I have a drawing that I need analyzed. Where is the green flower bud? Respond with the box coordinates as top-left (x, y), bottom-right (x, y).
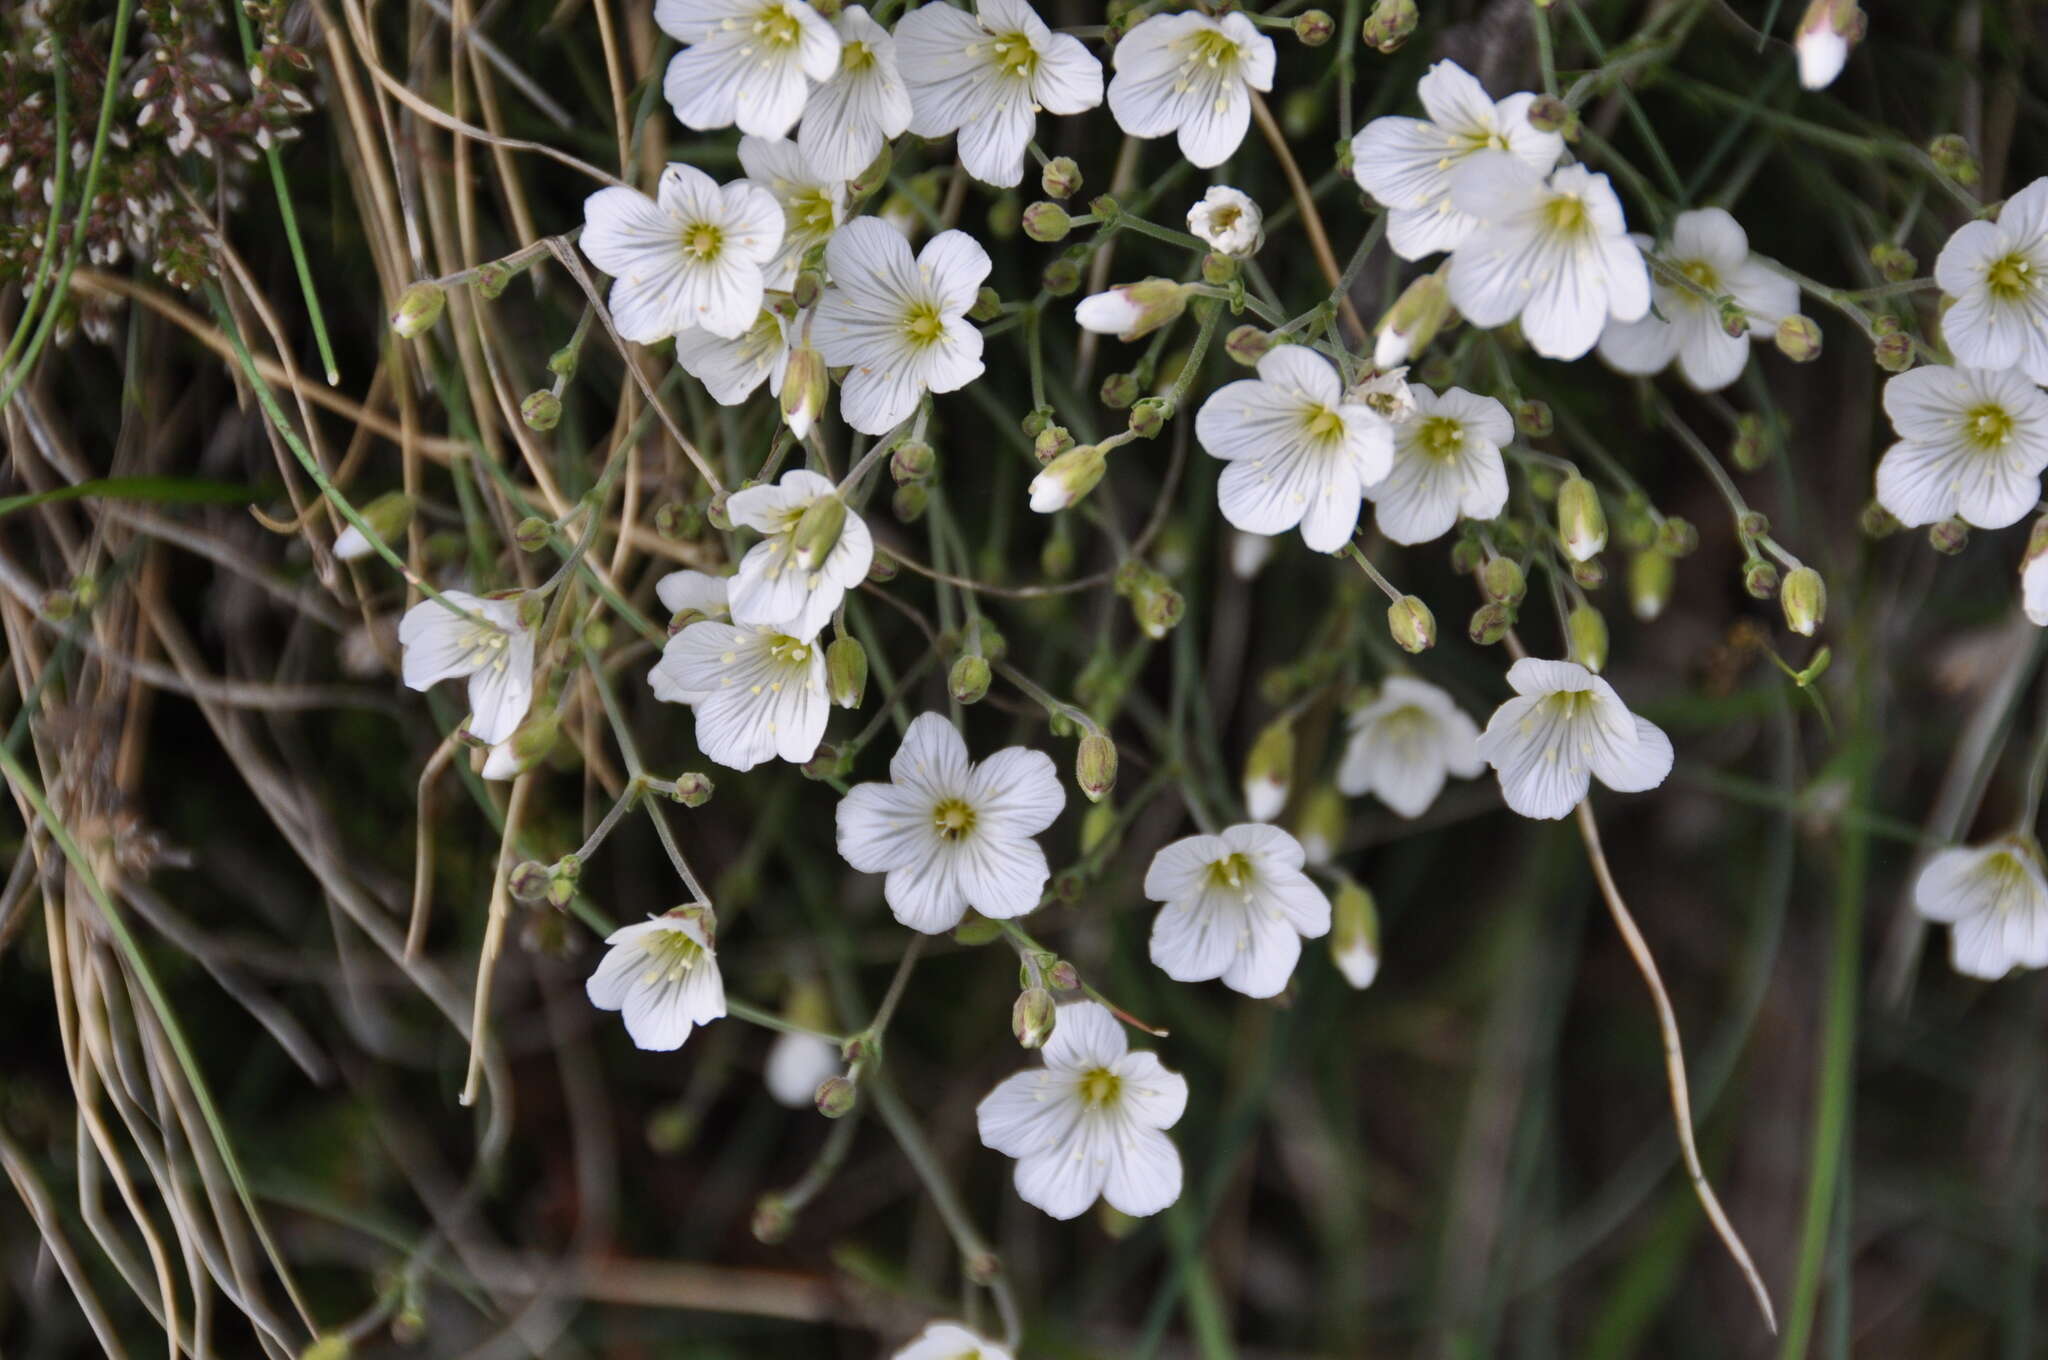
top-left (655, 500), bottom-right (704, 540)
top-left (1869, 241), bottom-right (1917, 282)
top-left (1515, 398), bottom-right (1554, 438)
top-left (827, 637), bottom-right (867, 708)
top-left (1226, 324), bottom-right (1274, 365)
top-left (1469, 602), bottom-right (1512, 646)
top-left (1874, 331), bottom-right (1914, 372)
top-left (1526, 94), bottom-right (1579, 140)
top-left (1033, 425), bottom-right (1074, 463)
top-left (1294, 785), bottom-right (1345, 866)
top-left (1556, 476), bottom-right (1607, 562)
top-left (1929, 518), bottom-right (1970, 555)
top-left (1775, 315), bottom-right (1823, 362)
top-left (1077, 277), bottom-right (1191, 342)
top-left (969, 285), bottom-right (1003, 322)
top-left (514, 516), bottom-right (552, 552)
top-left (849, 142), bottom-right (893, 201)
top-left (672, 772), bottom-right (714, 807)
top-left (1295, 9), bottom-right (1335, 44)
top-left (706, 492), bottom-right (733, 532)
top-left (1021, 406), bottom-right (1054, 438)
top-left (868, 550), bottom-right (898, 582)
top-left (1042, 257), bottom-right (1081, 295)
top-left (791, 494), bottom-right (848, 573)
top-left (1012, 987), bottom-right (1056, 1048)
top-left (520, 389), bottom-right (561, 431)
top-left (1740, 510), bottom-right (1772, 539)
top-left (1029, 443), bottom-right (1108, 512)
top-left (954, 913), bottom-right (1005, 946)
top-left (892, 483), bottom-right (928, 523)
top-left (815, 1075), bottom-right (858, 1118)
top-left (1081, 800), bottom-right (1117, 854)
top-left (1731, 412), bottom-right (1768, 471)
top-left (1629, 549), bottom-right (1675, 622)
top-left (985, 195), bottom-right (1021, 240)
top-left (1088, 193), bottom-right (1122, 223)
top-left (1200, 252), bottom-right (1239, 286)
top-left (1372, 266), bottom-right (1451, 368)
top-left (1568, 602), bottom-right (1609, 673)
top-left (950, 654), bottom-right (991, 704)
top-left (1099, 372), bottom-right (1140, 409)
top-left (1388, 594), bottom-right (1436, 654)
top-left (1928, 132), bottom-right (1979, 185)
top-left (780, 346), bottom-right (829, 440)
top-left (1132, 580), bottom-right (1185, 638)
top-left (752, 1194), bottom-right (792, 1244)
top-left (1041, 534), bottom-right (1076, 578)
top-left (1128, 396), bottom-right (1172, 439)
top-left (1330, 877), bottom-right (1380, 989)
top-left (1243, 715), bottom-right (1295, 822)
top-left (390, 281), bottom-right (446, 338)
top-left (1076, 732), bottom-right (1118, 801)
top-left (509, 860), bottom-right (551, 905)
top-left (1859, 501), bottom-right (1902, 538)
top-left (1570, 556), bottom-right (1606, 590)
top-left (1041, 156), bottom-right (1083, 200)
top-left (1362, 0), bottom-right (1418, 53)
top-left (1743, 558), bottom-right (1780, 598)
top-left (1658, 516), bottom-right (1700, 556)
top-left (1023, 201), bottom-right (1072, 242)
top-left (1780, 566), bottom-right (1826, 636)
top-left (1481, 555), bottom-right (1526, 605)
top-left (301, 1336), bottom-right (352, 1360)
top-left (472, 261), bottom-right (512, 301)
top-left (1450, 536), bottom-right (1484, 575)
top-left (334, 490), bottom-right (414, 560)
top-left (892, 439), bottom-right (935, 482)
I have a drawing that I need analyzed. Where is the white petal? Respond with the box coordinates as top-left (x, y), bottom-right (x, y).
top-left (1101, 1123), bottom-right (1182, 1217)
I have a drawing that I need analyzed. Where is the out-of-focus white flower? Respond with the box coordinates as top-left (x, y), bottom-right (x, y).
top-left (657, 0), bottom-right (841, 139)
top-left (765, 1031), bottom-right (841, 1108)
top-left (585, 908), bottom-right (726, 1051)
top-left (1350, 60), bottom-right (1564, 261)
top-left (891, 1322), bottom-right (1014, 1360)
top-left (975, 1000), bottom-right (1186, 1220)
top-left (1143, 823), bottom-right (1331, 997)
top-left (1794, 0), bottom-right (1863, 91)
top-left (1474, 658), bottom-right (1673, 820)
top-left (2024, 518), bottom-right (2048, 625)
top-left (1936, 178), bottom-right (2048, 385)
top-left (675, 308), bottom-right (792, 405)
top-left (1349, 367), bottom-right (1418, 425)
top-left (1366, 384), bottom-right (1511, 545)
top-left (1194, 345), bottom-right (1393, 553)
top-left (798, 5), bottom-right (912, 180)
top-left (1337, 675), bottom-right (1484, 818)
top-left (726, 470), bottom-right (873, 640)
top-left (655, 568), bottom-right (733, 624)
top-left (581, 164), bottom-right (783, 342)
top-left (835, 713), bottom-right (1064, 933)
top-left (812, 218), bottom-right (989, 434)
top-left (1446, 156), bottom-right (1649, 361)
top-left (1598, 208), bottom-right (1800, 392)
top-left (1074, 278), bottom-right (1189, 342)
top-left (1875, 365), bottom-right (2048, 530)
top-left (1107, 11), bottom-right (1274, 168)
top-left (398, 591), bottom-right (534, 746)
top-left (1914, 836), bottom-right (2048, 980)
top-left (896, 0), bottom-right (1102, 188)
top-left (648, 572), bottom-right (829, 771)
top-left (736, 136), bottom-right (847, 289)
top-left (1329, 877), bottom-right (1380, 989)
top-left (1188, 186), bottom-right (1265, 256)
top-left (1229, 529), bottom-right (1275, 579)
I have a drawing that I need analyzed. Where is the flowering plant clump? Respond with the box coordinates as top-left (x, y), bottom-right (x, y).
top-left (11, 0), bottom-right (2048, 1354)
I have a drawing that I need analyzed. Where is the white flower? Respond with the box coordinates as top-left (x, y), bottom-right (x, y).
top-left (676, 308), bottom-right (792, 405)
top-left (835, 713), bottom-right (1064, 934)
top-left (896, 0), bottom-right (1103, 189)
top-left (892, 1322), bottom-right (1014, 1360)
top-left (1107, 12), bottom-right (1275, 168)
top-left (1366, 384), bottom-right (1511, 545)
top-left (1875, 365), bottom-right (2048, 530)
top-left (1336, 675), bottom-right (1484, 818)
top-left (1350, 60), bottom-right (1564, 261)
top-left (655, 567), bottom-right (734, 622)
top-left (1073, 278), bottom-right (1188, 342)
top-left (726, 468), bottom-right (873, 639)
top-left (1474, 658), bottom-right (1674, 821)
top-left (1229, 529), bottom-right (1274, 579)
top-left (657, 0), bottom-right (841, 139)
top-left (648, 572), bottom-right (830, 771)
top-left (581, 164), bottom-right (783, 342)
top-left (1194, 345), bottom-right (1394, 553)
top-left (585, 910), bottom-right (726, 1051)
top-left (398, 591), bottom-right (534, 746)
top-left (766, 1031), bottom-right (842, 1108)
top-left (812, 217), bottom-right (989, 434)
top-left (1794, 0), bottom-right (1860, 91)
top-left (1936, 178), bottom-right (2048, 385)
top-left (737, 136), bottom-right (848, 289)
top-left (1914, 837), bottom-right (2048, 980)
top-left (1446, 155), bottom-right (1650, 361)
top-left (798, 5), bottom-right (913, 181)
top-left (1187, 185), bottom-right (1264, 256)
top-left (2026, 553), bottom-right (2048, 626)
top-left (975, 999), bottom-right (1187, 1220)
top-left (1143, 823), bottom-right (1332, 998)
top-left (1350, 367), bottom-right (1418, 425)
top-left (1597, 209), bottom-right (1800, 392)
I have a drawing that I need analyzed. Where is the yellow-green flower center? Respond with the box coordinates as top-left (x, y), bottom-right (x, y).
top-left (903, 300), bottom-right (946, 347)
top-left (989, 30), bottom-right (1038, 79)
top-left (1416, 415), bottom-right (1464, 460)
top-left (641, 928), bottom-right (705, 983)
top-left (767, 634), bottom-right (813, 664)
top-left (1185, 26), bottom-right (1239, 69)
top-left (1077, 1067), bottom-right (1122, 1107)
top-left (1206, 851), bottom-right (1253, 890)
top-left (842, 39), bottom-right (874, 71)
top-left (753, 3), bottom-right (801, 49)
top-left (459, 621), bottom-right (512, 670)
top-left (1987, 252), bottom-right (2036, 301)
top-left (1679, 258), bottom-right (1720, 293)
top-left (683, 222), bottom-right (724, 262)
top-left (932, 797), bottom-right (977, 841)
top-left (1543, 194), bottom-right (1589, 236)
top-left (1302, 404), bottom-right (1346, 442)
top-left (1965, 402), bottom-right (2015, 449)
top-left (790, 188), bottom-right (837, 239)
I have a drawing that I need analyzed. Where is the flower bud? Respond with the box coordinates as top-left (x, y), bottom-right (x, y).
top-left (849, 142), bottom-right (892, 200)
top-left (1629, 549), bottom-right (1674, 621)
top-left (1556, 476), bottom-right (1607, 562)
top-left (706, 492), bottom-right (733, 532)
top-left (1869, 241), bottom-right (1917, 282)
top-left (1012, 987), bottom-right (1056, 1048)
top-left (1128, 396), bottom-right (1171, 439)
top-left (1859, 501), bottom-right (1901, 538)
top-left (1388, 594), bottom-right (1436, 653)
top-left (1362, 0), bottom-right (1418, 53)
top-left (1295, 785), bottom-right (1345, 867)
top-left (472, 262), bottom-right (512, 301)
top-left (1515, 399), bottom-right (1554, 438)
top-left (1928, 132), bottom-right (1979, 185)
top-left (1029, 443), bottom-right (1108, 512)
top-left (520, 389), bottom-right (561, 431)
top-left (1226, 324), bottom-right (1274, 365)
top-left (671, 771), bottom-right (714, 807)
top-left (1526, 95), bottom-right (1576, 138)
top-left (1372, 267), bottom-right (1450, 369)
top-left (390, 281), bottom-right (445, 338)
top-left (1074, 278), bottom-right (1190, 343)
top-left (1481, 555), bottom-right (1526, 605)
top-left (1076, 732), bottom-right (1118, 802)
top-left (510, 860), bottom-right (550, 905)
top-left (752, 1194), bottom-right (792, 1244)
top-left (1042, 257), bottom-right (1081, 295)
top-left (815, 1075), bottom-right (858, 1118)
top-left (334, 490), bottom-right (414, 560)
top-left (1469, 601), bottom-right (1511, 645)
top-left (1099, 371), bottom-right (1140, 409)
top-left (1023, 201), bottom-right (1072, 242)
top-left (1033, 425), bottom-right (1074, 463)
top-left (1874, 330), bottom-right (1914, 372)
top-left (780, 346), bottom-right (829, 441)
top-left (1132, 580), bottom-right (1185, 638)
top-left (891, 439), bottom-right (935, 483)
top-left (892, 482), bottom-right (928, 523)
top-left (1775, 314), bottom-right (1823, 362)
top-left (1565, 603), bottom-right (1607, 672)
top-left (1041, 156), bottom-right (1083, 200)
top-left (1330, 877), bottom-right (1381, 989)
top-left (954, 913), bottom-right (1004, 946)
top-left (1658, 516), bottom-right (1700, 557)
top-left (791, 493), bottom-right (848, 573)
top-left (1089, 192), bottom-right (1123, 222)
top-left (1743, 558), bottom-right (1780, 598)
top-left (1295, 9), bottom-right (1334, 44)
top-left (1200, 251), bottom-right (1239, 285)
top-left (1929, 518), bottom-right (1970, 555)
top-left (968, 285), bottom-right (1003, 322)
top-left (483, 710), bottom-right (562, 780)
top-left (514, 516), bottom-right (552, 552)
top-left (1570, 557), bottom-right (1606, 590)
top-left (1795, 0), bottom-right (1863, 90)
top-left (1243, 716), bottom-right (1295, 822)
top-left (950, 654), bottom-right (991, 704)
top-left (827, 636), bottom-right (867, 708)
top-left (1780, 566), bottom-right (1826, 636)
top-left (790, 267), bottom-right (824, 309)
top-left (1449, 537), bottom-right (1484, 575)
top-left (1731, 412), bottom-right (1769, 471)
top-left (301, 1336), bottom-right (352, 1360)
top-left (1740, 510), bottom-right (1771, 539)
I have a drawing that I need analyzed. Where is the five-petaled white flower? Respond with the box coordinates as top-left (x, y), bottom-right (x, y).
top-left (799, 5), bottom-right (913, 180)
top-left (1187, 185), bottom-right (1264, 257)
top-left (657, 0), bottom-right (841, 140)
top-left (1474, 658), bottom-right (1674, 821)
top-left (1194, 345), bottom-right (1394, 552)
top-left (1366, 384), bottom-right (1512, 545)
top-left (975, 999), bottom-right (1187, 1220)
top-left (891, 1322), bottom-right (1014, 1360)
top-left (1350, 60), bottom-right (1564, 261)
top-left (648, 570), bottom-right (830, 772)
top-left (585, 908), bottom-right (727, 1051)
top-left (1936, 177), bottom-right (2048, 385)
top-left (1914, 836), bottom-right (2048, 980)
top-left (765, 1031), bottom-right (842, 1108)
top-left (895, 0), bottom-right (1103, 189)
top-left (736, 136), bottom-right (848, 289)
top-left (1598, 208), bottom-right (1800, 392)
top-left (812, 217), bottom-right (989, 434)
top-left (398, 591), bottom-right (534, 746)
top-left (1875, 365), bottom-right (2048, 530)
top-left (1446, 155), bottom-right (1650, 361)
top-left (835, 712), bottom-right (1064, 933)
top-left (581, 164), bottom-right (783, 343)
top-left (1107, 11), bottom-right (1276, 169)
top-left (726, 469), bottom-right (874, 640)
top-left (1143, 823), bottom-right (1332, 998)
top-left (676, 308), bottom-right (793, 405)
top-left (1337, 675), bottom-right (1485, 819)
